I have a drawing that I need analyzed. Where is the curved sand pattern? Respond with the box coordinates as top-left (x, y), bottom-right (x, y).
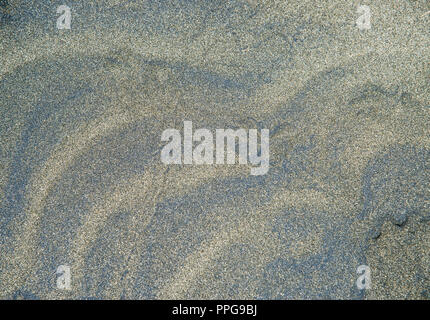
top-left (1, 0), bottom-right (429, 299)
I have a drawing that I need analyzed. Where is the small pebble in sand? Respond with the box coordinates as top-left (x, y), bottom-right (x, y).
top-left (393, 210), bottom-right (408, 227)
top-left (370, 228), bottom-right (381, 240)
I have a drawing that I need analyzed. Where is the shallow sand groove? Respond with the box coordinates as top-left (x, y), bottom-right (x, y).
top-left (0, 0), bottom-right (429, 299)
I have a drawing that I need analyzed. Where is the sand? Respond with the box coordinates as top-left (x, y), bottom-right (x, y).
top-left (0, 0), bottom-right (429, 299)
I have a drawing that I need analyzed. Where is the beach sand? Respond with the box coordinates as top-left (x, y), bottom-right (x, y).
top-left (0, 0), bottom-right (429, 299)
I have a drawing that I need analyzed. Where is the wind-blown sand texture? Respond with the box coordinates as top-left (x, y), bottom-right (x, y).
top-left (0, 0), bottom-right (429, 299)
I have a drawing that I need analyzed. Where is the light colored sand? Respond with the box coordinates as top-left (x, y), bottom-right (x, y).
top-left (0, 0), bottom-right (429, 299)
